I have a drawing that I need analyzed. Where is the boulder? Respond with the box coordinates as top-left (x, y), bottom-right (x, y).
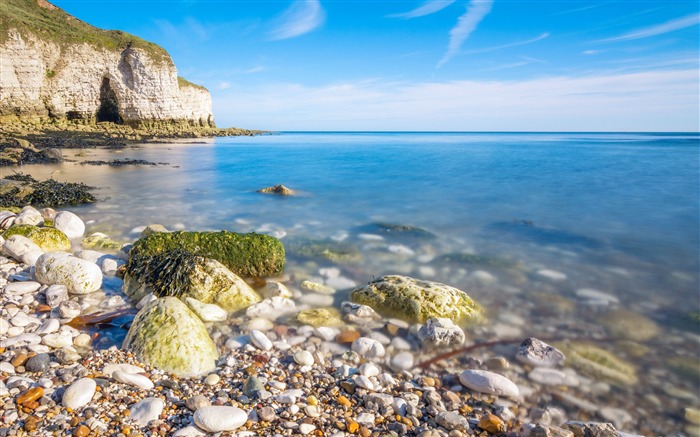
top-left (123, 250), bottom-right (261, 311)
top-left (350, 275), bottom-right (482, 325)
top-left (3, 224), bottom-right (71, 252)
top-left (35, 252), bottom-right (103, 294)
top-left (14, 206), bottom-right (43, 226)
top-left (127, 230), bottom-right (285, 278)
top-left (257, 184), bottom-right (295, 196)
top-left (2, 234), bottom-right (43, 265)
top-left (122, 297), bottom-right (219, 377)
top-left (53, 211), bottom-right (85, 240)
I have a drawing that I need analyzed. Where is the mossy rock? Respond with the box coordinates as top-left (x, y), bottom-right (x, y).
top-left (597, 309), bottom-right (659, 342)
top-left (285, 237), bottom-right (361, 264)
top-left (129, 230), bottom-right (285, 278)
top-left (350, 275), bottom-right (483, 325)
top-left (82, 232), bottom-right (122, 250)
top-left (293, 307), bottom-right (343, 327)
top-left (122, 297), bottom-right (219, 377)
top-left (124, 249), bottom-right (261, 312)
top-left (354, 222), bottom-right (437, 240)
top-left (557, 342), bottom-right (637, 385)
top-left (2, 224), bottom-right (70, 252)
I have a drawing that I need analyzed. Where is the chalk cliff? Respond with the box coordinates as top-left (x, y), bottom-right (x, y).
top-left (0, 0), bottom-right (214, 127)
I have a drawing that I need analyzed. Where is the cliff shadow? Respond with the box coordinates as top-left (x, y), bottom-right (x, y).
top-left (96, 77), bottom-right (123, 124)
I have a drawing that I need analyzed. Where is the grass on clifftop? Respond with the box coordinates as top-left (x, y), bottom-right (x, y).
top-left (178, 77), bottom-right (208, 92)
top-left (0, 0), bottom-right (171, 64)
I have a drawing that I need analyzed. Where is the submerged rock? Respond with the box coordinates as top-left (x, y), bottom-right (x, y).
top-left (293, 307), bottom-right (344, 327)
top-left (353, 223), bottom-right (437, 240)
top-left (285, 237), bottom-right (361, 264)
top-left (558, 342), bottom-right (637, 385)
top-left (123, 249), bottom-right (261, 312)
top-left (516, 338), bottom-right (566, 368)
top-left (122, 297), bottom-right (219, 377)
top-left (597, 309), bottom-right (659, 342)
top-left (3, 224), bottom-right (71, 252)
top-left (35, 252), bottom-right (103, 294)
top-left (82, 232), bottom-right (122, 250)
top-left (417, 317), bottom-right (466, 348)
top-left (257, 184), bottom-right (296, 196)
top-left (350, 275), bottom-right (482, 325)
top-left (128, 230), bottom-right (285, 278)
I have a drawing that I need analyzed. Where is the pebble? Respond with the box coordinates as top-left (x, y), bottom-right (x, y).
top-left (517, 337), bottom-right (566, 367)
top-left (173, 425), bottom-right (207, 436)
top-left (35, 318), bottom-right (60, 335)
top-left (294, 350), bottom-right (315, 366)
top-left (58, 300), bottom-right (81, 319)
top-left (103, 363), bottom-right (146, 377)
top-left (536, 269), bottom-right (567, 281)
top-left (250, 330), bottom-right (273, 351)
top-left (351, 337), bottom-right (386, 359)
top-left (185, 297), bottom-right (228, 322)
top-left (62, 378), bottom-right (96, 409)
top-left (417, 317), bottom-right (466, 347)
top-left (391, 351), bottom-right (415, 371)
top-left (459, 369), bottom-right (520, 397)
top-left (113, 369), bottom-right (155, 390)
top-left (53, 210), bottom-right (86, 239)
top-left (575, 288), bottom-right (620, 305)
top-left (25, 353), bottom-right (50, 373)
top-left (354, 375), bottom-right (375, 391)
top-left (259, 281), bottom-right (293, 299)
top-left (187, 395), bottom-right (211, 411)
top-left (529, 367), bottom-right (579, 386)
top-left (246, 297), bottom-right (296, 320)
top-left (4, 281), bottom-right (41, 295)
top-left (129, 397), bottom-right (165, 427)
top-left (193, 406), bottom-right (248, 432)
top-left (204, 373), bottom-right (220, 385)
top-left (44, 284), bottom-right (69, 308)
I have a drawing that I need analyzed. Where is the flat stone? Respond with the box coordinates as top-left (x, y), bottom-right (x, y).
top-left (459, 369), bottom-right (519, 397)
top-left (536, 269), bottom-right (567, 281)
top-left (436, 411), bottom-right (469, 431)
top-left (62, 378), bottom-right (96, 409)
top-left (130, 397), bottom-right (165, 427)
top-left (4, 281), bottom-right (41, 295)
top-left (185, 297), bottom-right (228, 323)
top-left (249, 330), bottom-right (273, 351)
top-left (193, 406), bottom-right (248, 433)
top-left (113, 370), bottom-right (154, 390)
top-left (186, 395), bottom-right (211, 411)
top-left (102, 363), bottom-right (146, 377)
top-left (173, 425), bottom-right (207, 437)
top-left (529, 368), bottom-right (579, 386)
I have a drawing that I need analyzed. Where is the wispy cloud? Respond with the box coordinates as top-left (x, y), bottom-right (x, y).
top-left (596, 13), bottom-right (700, 43)
top-left (437, 0), bottom-right (494, 68)
top-left (461, 32), bottom-right (549, 55)
top-left (552, 4), bottom-right (600, 16)
top-left (268, 0), bottom-right (325, 41)
top-left (213, 69), bottom-right (699, 132)
top-left (390, 0), bottom-right (456, 19)
top-left (582, 50), bottom-right (603, 55)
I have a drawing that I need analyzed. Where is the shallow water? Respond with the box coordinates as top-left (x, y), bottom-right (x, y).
top-left (7, 131), bottom-right (700, 429)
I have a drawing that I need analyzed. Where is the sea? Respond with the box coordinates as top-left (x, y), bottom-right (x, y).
top-left (5, 131), bottom-right (700, 428)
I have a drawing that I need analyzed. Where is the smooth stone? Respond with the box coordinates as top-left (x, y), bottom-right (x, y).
top-left (58, 300), bottom-right (81, 319)
top-left (54, 211), bottom-right (85, 240)
top-left (193, 406), bottom-right (248, 433)
top-left (35, 318), bottom-right (60, 335)
top-left (73, 333), bottom-right (92, 348)
top-left (242, 317), bottom-right (275, 332)
top-left (0, 333), bottom-right (41, 348)
top-left (113, 370), bottom-right (154, 390)
top-left (249, 330), bottom-right (273, 351)
top-left (73, 250), bottom-right (106, 264)
top-left (417, 317), bottom-right (466, 348)
top-left (186, 395), bottom-right (211, 411)
top-left (4, 280), bottom-right (41, 295)
top-left (42, 332), bottom-right (74, 348)
top-left (459, 369), bottom-right (519, 397)
top-left (242, 376), bottom-right (264, 398)
top-left (351, 337), bottom-right (386, 359)
top-left (130, 397), bottom-right (165, 427)
top-left (25, 353), bottom-right (50, 373)
top-left (517, 337), bottom-right (566, 367)
top-left (28, 345), bottom-right (50, 354)
top-left (391, 351), bottom-right (415, 371)
top-left (62, 378), bottom-right (96, 409)
top-left (35, 252), bottom-right (103, 295)
top-left (436, 411), bottom-right (469, 431)
top-left (0, 318), bottom-right (8, 336)
top-left (44, 285), bottom-right (69, 308)
top-left (14, 207), bottom-right (42, 226)
top-left (294, 351), bottom-right (315, 366)
top-left (529, 367), bottom-right (579, 386)
top-left (275, 389), bottom-right (303, 404)
top-left (245, 297), bottom-right (296, 320)
top-left (360, 362), bottom-right (380, 377)
top-left (173, 425), bottom-right (207, 437)
top-left (259, 281), bottom-right (292, 299)
top-left (204, 374), bottom-right (220, 385)
top-left (2, 235), bottom-right (43, 266)
top-left (185, 297), bottom-right (228, 323)
top-left (575, 288), bottom-right (619, 305)
top-left (536, 269), bottom-right (567, 281)
top-left (299, 424), bottom-right (316, 435)
top-left (11, 313), bottom-right (39, 327)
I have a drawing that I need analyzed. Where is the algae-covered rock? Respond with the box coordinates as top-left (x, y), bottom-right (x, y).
top-left (350, 275), bottom-right (482, 325)
top-left (3, 224), bottom-right (71, 252)
top-left (122, 297), bottom-right (219, 377)
top-left (286, 237), bottom-right (361, 264)
top-left (354, 223), bottom-right (436, 240)
top-left (257, 184), bottom-right (295, 196)
top-left (293, 307), bottom-right (343, 327)
top-left (35, 252), bottom-right (103, 294)
top-left (597, 309), bottom-right (659, 342)
top-left (82, 232), bottom-right (122, 250)
top-left (558, 342), bottom-right (637, 385)
top-left (129, 230), bottom-right (285, 278)
top-left (124, 249), bottom-right (261, 312)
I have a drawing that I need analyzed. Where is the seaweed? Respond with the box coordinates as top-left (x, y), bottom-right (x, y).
top-left (0, 175), bottom-right (95, 208)
top-left (127, 249), bottom-right (205, 299)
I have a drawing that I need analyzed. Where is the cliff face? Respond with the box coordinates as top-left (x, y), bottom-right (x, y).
top-left (0, 0), bottom-right (214, 127)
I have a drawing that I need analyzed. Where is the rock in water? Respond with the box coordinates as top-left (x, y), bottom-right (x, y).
top-left (122, 297), bottom-right (219, 377)
top-left (2, 225), bottom-right (71, 252)
top-left (53, 211), bottom-right (85, 240)
top-left (123, 250), bottom-right (261, 311)
top-left (417, 317), bottom-right (466, 348)
top-left (127, 230), bottom-right (285, 278)
top-left (350, 275), bottom-right (482, 324)
top-left (257, 184), bottom-right (296, 196)
top-left (516, 337), bottom-right (566, 367)
top-left (35, 252), bottom-right (103, 294)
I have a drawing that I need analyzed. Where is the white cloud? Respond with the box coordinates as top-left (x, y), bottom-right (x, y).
top-left (582, 50), bottom-right (602, 55)
top-left (268, 0), bottom-right (325, 41)
top-left (437, 0), bottom-right (494, 68)
top-left (461, 32), bottom-right (549, 55)
top-left (219, 81), bottom-right (231, 90)
top-left (596, 13), bottom-right (700, 43)
top-left (212, 69), bottom-right (699, 132)
top-left (390, 1), bottom-right (456, 19)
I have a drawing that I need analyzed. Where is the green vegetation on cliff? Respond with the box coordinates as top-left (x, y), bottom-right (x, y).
top-left (0, 0), bottom-right (171, 63)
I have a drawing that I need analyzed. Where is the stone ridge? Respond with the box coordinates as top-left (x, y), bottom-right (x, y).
top-left (0, 0), bottom-right (215, 128)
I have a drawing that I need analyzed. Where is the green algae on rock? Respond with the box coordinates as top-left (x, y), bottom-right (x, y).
top-left (558, 342), bottom-right (638, 386)
top-left (122, 297), bottom-right (219, 377)
top-left (124, 249), bottom-right (261, 312)
top-left (128, 230), bottom-right (285, 278)
top-left (285, 237), bottom-right (361, 264)
top-left (293, 307), bottom-right (344, 328)
top-left (350, 275), bottom-right (483, 325)
top-left (2, 224), bottom-right (70, 252)
top-left (597, 309), bottom-right (659, 342)
top-left (82, 232), bottom-right (123, 250)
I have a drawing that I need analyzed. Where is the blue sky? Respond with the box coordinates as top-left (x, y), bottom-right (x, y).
top-left (52, 1), bottom-right (699, 131)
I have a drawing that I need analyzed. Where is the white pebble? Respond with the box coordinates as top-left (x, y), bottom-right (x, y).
top-left (62, 378), bottom-right (96, 409)
top-left (294, 351), bottom-right (315, 366)
top-left (129, 397), bottom-right (164, 427)
top-left (536, 269), bottom-right (567, 281)
top-left (193, 406), bottom-right (248, 433)
top-left (53, 211), bottom-right (85, 240)
top-left (352, 337), bottom-right (386, 359)
top-left (113, 370), bottom-right (154, 390)
top-left (249, 330), bottom-right (273, 351)
top-left (459, 369), bottom-right (519, 397)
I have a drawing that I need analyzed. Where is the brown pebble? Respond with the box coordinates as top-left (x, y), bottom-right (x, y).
top-left (358, 426), bottom-right (372, 437)
top-left (35, 304), bottom-right (52, 313)
top-left (11, 353), bottom-right (28, 368)
top-left (24, 415), bottom-right (39, 432)
top-left (384, 323), bottom-right (400, 336)
top-left (478, 413), bottom-right (506, 435)
top-left (336, 330), bottom-right (361, 344)
top-left (337, 395), bottom-right (352, 407)
top-left (69, 417), bottom-right (80, 427)
top-left (347, 420), bottom-right (359, 433)
top-left (74, 425), bottom-right (90, 437)
top-left (16, 387), bottom-right (43, 405)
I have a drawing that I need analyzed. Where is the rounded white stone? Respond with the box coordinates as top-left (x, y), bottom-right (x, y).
top-left (249, 330), bottom-right (273, 351)
top-left (35, 252), bottom-right (103, 295)
top-left (14, 207), bottom-right (42, 226)
top-left (536, 269), bottom-right (567, 281)
top-left (391, 351), bottom-right (415, 371)
top-left (193, 406), bottom-right (248, 433)
top-left (35, 318), bottom-right (60, 335)
top-left (245, 297), bottom-right (296, 320)
top-left (359, 362), bottom-right (380, 377)
top-left (3, 280), bottom-right (41, 295)
top-left (103, 363), bottom-right (146, 377)
top-left (243, 317), bottom-right (274, 332)
top-left (354, 375), bottom-right (375, 391)
top-left (53, 211), bottom-right (85, 240)
top-left (2, 236), bottom-right (43, 266)
top-left (299, 424), bottom-right (316, 435)
top-left (459, 369), bottom-right (519, 397)
top-left (294, 350), bottom-right (315, 366)
top-left (0, 318), bottom-right (9, 336)
top-left (259, 281), bottom-right (293, 299)
top-left (113, 370), bottom-right (154, 390)
top-left (351, 337), bottom-right (386, 359)
top-left (172, 426), bottom-right (207, 437)
top-left (42, 332), bottom-right (74, 348)
top-left (129, 397), bottom-right (165, 427)
top-left (62, 378), bottom-right (96, 409)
